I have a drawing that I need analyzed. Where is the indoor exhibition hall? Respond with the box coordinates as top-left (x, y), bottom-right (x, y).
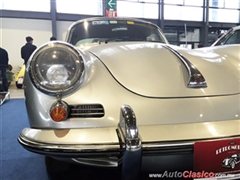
top-left (1, 0), bottom-right (240, 180)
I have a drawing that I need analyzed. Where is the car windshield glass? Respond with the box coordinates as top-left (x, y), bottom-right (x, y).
top-left (214, 28), bottom-right (234, 46)
top-left (67, 20), bottom-right (167, 45)
top-left (225, 30), bottom-right (240, 45)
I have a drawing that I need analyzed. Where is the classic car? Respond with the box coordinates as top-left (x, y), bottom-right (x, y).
top-left (222, 154), bottom-right (240, 169)
top-left (211, 25), bottom-right (240, 46)
top-left (14, 64), bottom-right (25, 89)
top-left (18, 17), bottom-right (240, 179)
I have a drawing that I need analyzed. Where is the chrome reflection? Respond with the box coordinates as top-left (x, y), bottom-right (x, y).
top-left (72, 157), bottom-right (120, 167)
top-left (164, 45), bottom-right (207, 88)
top-left (118, 105), bottom-right (141, 151)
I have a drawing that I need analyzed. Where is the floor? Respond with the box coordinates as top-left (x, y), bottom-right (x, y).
top-left (8, 82), bottom-right (24, 99)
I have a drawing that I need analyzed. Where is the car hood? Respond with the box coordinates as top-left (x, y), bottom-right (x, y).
top-left (80, 42), bottom-right (240, 98)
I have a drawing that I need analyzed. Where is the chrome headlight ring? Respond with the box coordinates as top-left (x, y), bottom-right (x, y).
top-left (28, 41), bottom-right (85, 96)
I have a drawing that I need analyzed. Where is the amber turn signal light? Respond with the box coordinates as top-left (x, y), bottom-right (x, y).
top-left (50, 101), bottom-right (69, 122)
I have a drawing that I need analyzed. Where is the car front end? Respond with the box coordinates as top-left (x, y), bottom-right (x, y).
top-left (18, 17), bottom-right (240, 178)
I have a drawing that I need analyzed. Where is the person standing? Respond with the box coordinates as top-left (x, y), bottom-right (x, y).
top-left (0, 47), bottom-right (9, 92)
top-left (21, 36), bottom-right (37, 65)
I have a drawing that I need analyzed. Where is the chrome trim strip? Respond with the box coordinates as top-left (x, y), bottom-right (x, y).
top-left (142, 136), bottom-right (240, 149)
top-left (72, 157), bottom-right (121, 167)
top-left (69, 104), bottom-right (104, 118)
top-left (142, 142), bottom-right (193, 149)
top-left (70, 113), bottom-right (104, 116)
top-left (18, 134), bottom-right (120, 152)
top-left (118, 105), bottom-right (141, 151)
top-left (164, 45), bottom-right (207, 88)
top-left (18, 131), bottom-right (240, 154)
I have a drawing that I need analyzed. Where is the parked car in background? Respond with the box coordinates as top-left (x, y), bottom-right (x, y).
top-left (15, 64), bottom-right (25, 88)
top-left (18, 17), bottom-right (240, 179)
top-left (211, 25), bottom-right (240, 46)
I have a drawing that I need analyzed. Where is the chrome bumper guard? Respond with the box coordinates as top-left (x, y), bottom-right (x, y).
top-left (119, 105), bottom-right (142, 180)
top-left (118, 105), bottom-right (141, 151)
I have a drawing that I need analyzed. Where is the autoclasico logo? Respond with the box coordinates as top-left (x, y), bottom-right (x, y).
top-left (183, 171), bottom-right (214, 178)
top-left (148, 170), bottom-right (233, 179)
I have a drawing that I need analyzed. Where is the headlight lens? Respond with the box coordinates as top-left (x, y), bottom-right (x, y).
top-left (46, 65), bottom-right (69, 84)
top-left (29, 41), bottom-right (85, 95)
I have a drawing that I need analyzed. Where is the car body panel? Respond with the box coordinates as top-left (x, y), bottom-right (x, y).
top-left (86, 42), bottom-right (240, 97)
top-left (24, 66), bottom-right (240, 128)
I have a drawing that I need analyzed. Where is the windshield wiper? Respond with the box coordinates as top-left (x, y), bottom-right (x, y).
top-left (146, 40), bottom-right (162, 43)
top-left (105, 37), bottom-right (142, 44)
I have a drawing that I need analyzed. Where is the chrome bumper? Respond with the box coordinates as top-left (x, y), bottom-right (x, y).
top-left (18, 105), bottom-right (240, 176)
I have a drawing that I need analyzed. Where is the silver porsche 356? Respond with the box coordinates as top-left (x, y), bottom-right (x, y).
top-left (18, 17), bottom-right (240, 179)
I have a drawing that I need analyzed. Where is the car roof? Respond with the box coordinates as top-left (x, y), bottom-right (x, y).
top-left (232, 25), bottom-right (240, 31)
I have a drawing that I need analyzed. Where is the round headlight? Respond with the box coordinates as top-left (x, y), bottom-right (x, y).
top-left (29, 41), bottom-right (85, 95)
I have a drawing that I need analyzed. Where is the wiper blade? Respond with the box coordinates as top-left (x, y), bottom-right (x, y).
top-left (105, 37), bottom-right (142, 44)
top-left (146, 40), bottom-right (162, 43)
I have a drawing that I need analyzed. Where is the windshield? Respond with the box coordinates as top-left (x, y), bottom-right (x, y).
top-left (212, 28), bottom-right (234, 46)
top-left (67, 20), bottom-right (168, 45)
